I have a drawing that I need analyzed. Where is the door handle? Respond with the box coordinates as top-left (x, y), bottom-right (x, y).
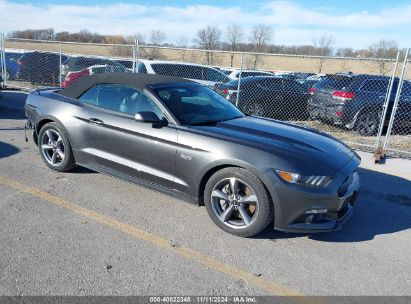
top-left (89, 118), bottom-right (104, 125)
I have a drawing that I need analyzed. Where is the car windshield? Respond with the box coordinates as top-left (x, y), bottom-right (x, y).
top-left (314, 75), bottom-right (354, 91)
top-left (152, 83), bottom-right (244, 125)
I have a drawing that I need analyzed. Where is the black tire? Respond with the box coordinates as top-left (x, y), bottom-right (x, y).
top-left (308, 105), bottom-right (319, 120)
top-left (204, 167), bottom-right (273, 237)
top-left (243, 102), bottom-right (266, 117)
top-left (356, 111), bottom-right (380, 136)
top-left (37, 122), bottom-right (76, 172)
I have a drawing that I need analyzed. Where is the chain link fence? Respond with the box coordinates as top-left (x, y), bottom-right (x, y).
top-left (0, 36), bottom-right (410, 159)
top-left (376, 49), bottom-right (411, 158)
top-left (0, 34), bottom-right (6, 88)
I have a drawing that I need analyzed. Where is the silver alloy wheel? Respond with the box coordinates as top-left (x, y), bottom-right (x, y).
top-left (40, 129), bottom-right (65, 166)
top-left (211, 177), bottom-right (259, 229)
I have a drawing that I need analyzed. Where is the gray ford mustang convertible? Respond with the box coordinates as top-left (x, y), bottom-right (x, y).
top-left (24, 73), bottom-right (360, 237)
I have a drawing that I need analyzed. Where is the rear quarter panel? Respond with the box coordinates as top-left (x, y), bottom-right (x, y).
top-left (25, 91), bottom-right (91, 152)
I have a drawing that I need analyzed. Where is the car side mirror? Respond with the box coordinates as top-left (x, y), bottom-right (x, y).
top-left (134, 111), bottom-right (168, 128)
top-left (135, 111), bottom-right (160, 123)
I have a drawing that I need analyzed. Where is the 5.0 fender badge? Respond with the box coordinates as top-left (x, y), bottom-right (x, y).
top-left (180, 154), bottom-right (192, 160)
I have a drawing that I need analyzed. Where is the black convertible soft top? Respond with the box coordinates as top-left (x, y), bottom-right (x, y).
top-left (58, 73), bottom-right (193, 99)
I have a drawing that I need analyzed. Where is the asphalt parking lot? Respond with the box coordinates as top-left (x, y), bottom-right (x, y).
top-left (0, 91), bottom-right (411, 297)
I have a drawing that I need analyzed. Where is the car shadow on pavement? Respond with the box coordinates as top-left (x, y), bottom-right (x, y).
top-left (0, 107), bottom-right (27, 120)
top-left (257, 167), bottom-right (411, 242)
top-left (67, 166), bottom-right (98, 174)
top-left (0, 141), bottom-right (20, 159)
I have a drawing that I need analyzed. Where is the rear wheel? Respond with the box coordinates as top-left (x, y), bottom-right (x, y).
top-left (308, 105), bottom-right (319, 120)
top-left (38, 122), bottom-right (75, 171)
top-left (243, 102), bottom-right (265, 117)
top-left (204, 167), bottom-right (273, 237)
top-left (356, 111), bottom-right (380, 136)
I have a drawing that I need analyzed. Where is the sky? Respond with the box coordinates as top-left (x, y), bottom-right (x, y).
top-left (0, 0), bottom-right (410, 49)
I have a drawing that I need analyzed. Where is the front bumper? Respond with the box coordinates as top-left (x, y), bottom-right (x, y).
top-left (261, 155), bottom-right (361, 233)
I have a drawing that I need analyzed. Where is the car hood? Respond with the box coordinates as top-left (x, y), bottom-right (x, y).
top-left (190, 116), bottom-right (355, 176)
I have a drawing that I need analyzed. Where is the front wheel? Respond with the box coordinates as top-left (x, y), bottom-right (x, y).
top-left (38, 122), bottom-right (76, 171)
top-left (204, 167), bottom-right (273, 237)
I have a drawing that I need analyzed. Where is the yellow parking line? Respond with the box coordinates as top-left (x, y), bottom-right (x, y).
top-left (0, 175), bottom-right (310, 299)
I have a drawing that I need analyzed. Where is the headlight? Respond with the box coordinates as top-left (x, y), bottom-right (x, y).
top-left (275, 170), bottom-right (331, 188)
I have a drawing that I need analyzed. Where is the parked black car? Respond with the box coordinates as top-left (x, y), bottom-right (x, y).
top-left (214, 76), bottom-right (309, 120)
top-left (16, 52), bottom-right (68, 85)
top-left (308, 73), bottom-right (411, 136)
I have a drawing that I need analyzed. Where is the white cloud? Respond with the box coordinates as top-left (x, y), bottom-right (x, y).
top-left (261, 1), bottom-right (411, 28)
top-left (0, 0), bottom-right (410, 48)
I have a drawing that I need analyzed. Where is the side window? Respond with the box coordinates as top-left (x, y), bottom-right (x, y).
top-left (97, 84), bottom-right (126, 112)
top-left (175, 65), bottom-right (202, 80)
top-left (137, 62), bottom-right (147, 73)
top-left (152, 63), bottom-right (176, 76)
top-left (285, 80), bottom-right (304, 93)
top-left (131, 93), bottom-right (164, 118)
top-left (242, 72), bottom-right (268, 77)
top-left (401, 81), bottom-right (411, 96)
top-left (78, 85), bottom-right (99, 105)
top-left (96, 84), bottom-right (164, 118)
top-left (242, 72), bottom-right (254, 78)
top-left (90, 66), bottom-right (106, 74)
top-left (204, 68), bottom-right (229, 82)
top-left (91, 65), bottom-right (126, 74)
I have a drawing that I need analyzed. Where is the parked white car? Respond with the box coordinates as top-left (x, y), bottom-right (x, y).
top-left (227, 69), bottom-right (275, 80)
top-left (136, 59), bottom-right (231, 86)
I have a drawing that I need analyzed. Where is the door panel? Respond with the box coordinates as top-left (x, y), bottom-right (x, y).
top-left (74, 83), bottom-right (178, 189)
top-left (85, 108), bottom-right (178, 189)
